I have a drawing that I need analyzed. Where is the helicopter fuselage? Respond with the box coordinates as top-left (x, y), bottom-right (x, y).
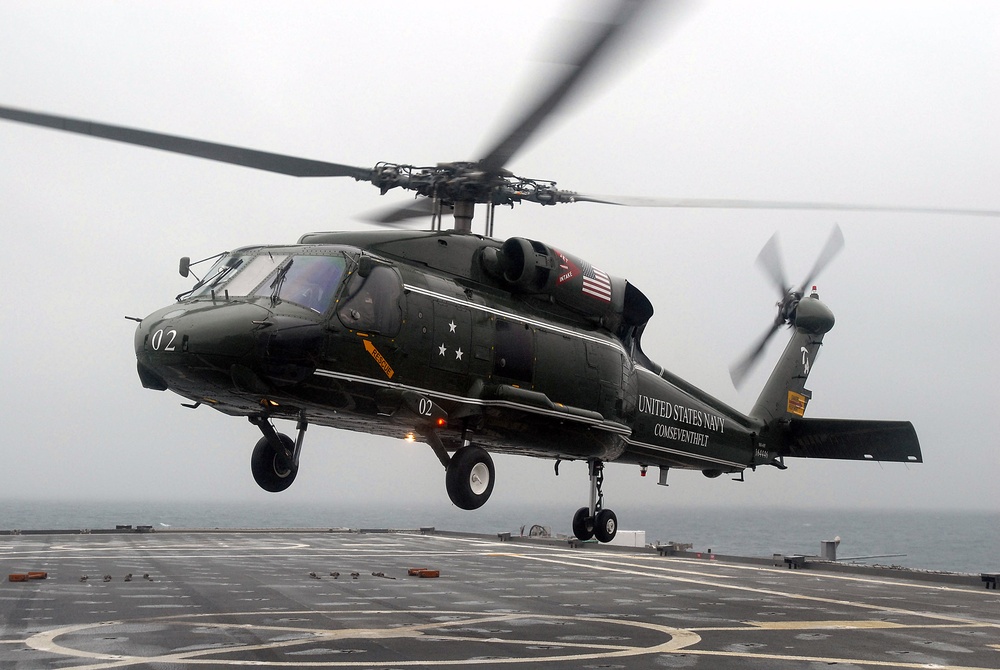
top-left (135, 230), bottom-right (767, 478)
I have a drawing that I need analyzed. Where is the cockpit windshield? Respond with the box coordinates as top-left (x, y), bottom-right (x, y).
top-left (223, 254), bottom-right (288, 297)
top-left (186, 251), bottom-right (348, 314)
top-left (253, 254), bottom-right (347, 313)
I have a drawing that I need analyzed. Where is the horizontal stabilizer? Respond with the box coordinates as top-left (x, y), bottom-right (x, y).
top-left (783, 419), bottom-right (921, 463)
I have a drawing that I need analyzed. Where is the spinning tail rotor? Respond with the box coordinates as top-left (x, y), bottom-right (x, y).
top-left (730, 225), bottom-right (844, 388)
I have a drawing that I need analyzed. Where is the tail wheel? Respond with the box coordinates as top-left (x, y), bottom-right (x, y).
top-left (251, 433), bottom-right (297, 492)
top-left (572, 506), bottom-right (595, 541)
top-left (594, 508), bottom-right (618, 543)
top-left (445, 446), bottom-right (495, 510)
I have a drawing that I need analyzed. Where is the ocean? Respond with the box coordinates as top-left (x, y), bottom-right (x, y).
top-left (1, 499), bottom-right (996, 575)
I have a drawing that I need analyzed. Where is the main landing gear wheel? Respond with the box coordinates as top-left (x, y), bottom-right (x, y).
top-left (251, 433), bottom-right (298, 493)
top-left (572, 507), bottom-right (595, 541)
top-left (594, 508), bottom-right (618, 543)
top-left (446, 445), bottom-right (495, 510)
top-left (572, 507), bottom-right (618, 543)
top-left (571, 459), bottom-right (618, 543)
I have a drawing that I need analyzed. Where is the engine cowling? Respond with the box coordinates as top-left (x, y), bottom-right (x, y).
top-left (482, 237), bottom-right (625, 326)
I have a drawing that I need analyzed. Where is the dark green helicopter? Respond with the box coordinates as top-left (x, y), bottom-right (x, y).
top-left (8, 0), bottom-right (976, 543)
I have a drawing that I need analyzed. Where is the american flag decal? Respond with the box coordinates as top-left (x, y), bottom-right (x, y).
top-left (581, 261), bottom-right (612, 302)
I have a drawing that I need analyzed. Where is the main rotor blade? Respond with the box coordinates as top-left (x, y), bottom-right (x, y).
top-left (797, 224), bottom-right (845, 293)
top-left (364, 197), bottom-right (449, 225)
top-left (0, 105), bottom-right (373, 180)
top-left (478, 0), bottom-right (653, 175)
top-left (568, 193), bottom-right (1000, 218)
top-left (729, 321), bottom-right (784, 389)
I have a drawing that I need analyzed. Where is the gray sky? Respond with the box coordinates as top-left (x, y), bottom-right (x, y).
top-left (1, 1), bottom-right (997, 515)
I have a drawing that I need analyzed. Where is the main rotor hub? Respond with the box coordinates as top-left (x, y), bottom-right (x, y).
top-left (370, 161), bottom-right (572, 209)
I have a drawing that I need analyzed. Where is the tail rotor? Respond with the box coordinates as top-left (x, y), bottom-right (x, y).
top-left (730, 225), bottom-right (844, 388)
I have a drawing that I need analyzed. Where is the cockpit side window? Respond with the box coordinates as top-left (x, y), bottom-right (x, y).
top-left (258, 255), bottom-right (347, 313)
top-left (337, 265), bottom-right (403, 336)
top-left (189, 254), bottom-right (248, 298)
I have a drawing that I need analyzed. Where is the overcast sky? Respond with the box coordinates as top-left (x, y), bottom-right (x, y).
top-left (1, 1), bottom-right (997, 522)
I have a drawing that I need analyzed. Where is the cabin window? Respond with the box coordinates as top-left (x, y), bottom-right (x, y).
top-left (337, 265), bottom-right (403, 335)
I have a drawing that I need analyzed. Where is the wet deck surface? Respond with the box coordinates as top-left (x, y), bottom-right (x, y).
top-left (2, 530), bottom-right (998, 669)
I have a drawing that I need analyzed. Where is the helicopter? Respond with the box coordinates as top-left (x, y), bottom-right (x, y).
top-left (12, 0), bottom-right (995, 542)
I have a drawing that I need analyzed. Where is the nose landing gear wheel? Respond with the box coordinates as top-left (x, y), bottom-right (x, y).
top-left (446, 446), bottom-right (495, 510)
top-left (251, 433), bottom-right (298, 492)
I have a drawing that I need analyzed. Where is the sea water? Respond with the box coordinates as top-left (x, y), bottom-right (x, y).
top-left (1, 499), bottom-right (996, 575)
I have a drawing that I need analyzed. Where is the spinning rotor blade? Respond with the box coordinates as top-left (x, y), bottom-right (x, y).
top-left (798, 224), bottom-right (845, 294)
top-left (568, 193), bottom-right (1000, 218)
top-left (755, 232), bottom-right (788, 299)
top-left (730, 321), bottom-right (784, 389)
top-left (0, 105), bottom-right (373, 180)
top-left (364, 191), bottom-right (1000, 227)
top-left (477, 0), bottom-right (653, 175)
top-left (365, 197), bottom-right (448, 225)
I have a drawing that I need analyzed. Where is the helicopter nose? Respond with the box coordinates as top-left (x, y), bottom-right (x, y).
top-left (134, 302), bottom-right (273, 388)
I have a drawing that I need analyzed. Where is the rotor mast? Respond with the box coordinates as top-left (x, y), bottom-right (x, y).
top-left (453, 200), bottom-right (475, 234)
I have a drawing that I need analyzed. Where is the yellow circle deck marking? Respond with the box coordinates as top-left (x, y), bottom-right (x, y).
top-left (25, 610), bottom-right (699, 668)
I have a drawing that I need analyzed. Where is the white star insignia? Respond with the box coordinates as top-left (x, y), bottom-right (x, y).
top-left (438, 343), bottom-right (447, 356)
top-left (454, 347), bottom-right (464, 361)
top-left (448, 320), bottom-right (457, 333)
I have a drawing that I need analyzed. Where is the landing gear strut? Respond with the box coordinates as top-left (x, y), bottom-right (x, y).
top-left (249, 414), bottom-right (307, 493)
top-left (572, 459), bottom-right (617, 543)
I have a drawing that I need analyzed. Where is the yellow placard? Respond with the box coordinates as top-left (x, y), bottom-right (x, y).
top-left (364, 339), bottom-right (394, 379)
top-left (787, 391), bottom-right (808, 416)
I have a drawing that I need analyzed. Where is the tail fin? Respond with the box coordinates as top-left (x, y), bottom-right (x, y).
top-left (750, 293), bottom-right (833, 423)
